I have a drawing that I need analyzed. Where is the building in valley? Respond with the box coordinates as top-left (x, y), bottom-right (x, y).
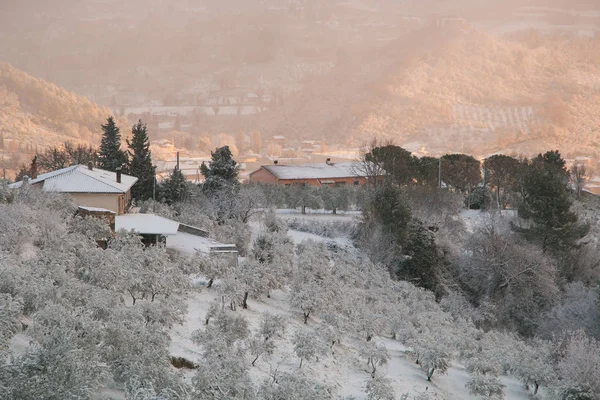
top-left (9, 164), bottom-right (137, 214)
top-left (248, 161), bottom-right (372, 186)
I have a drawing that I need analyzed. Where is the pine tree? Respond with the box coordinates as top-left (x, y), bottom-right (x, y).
top-left (200, 145), bottom-right (240, 194)
top-left (516, 151), bottom-right (587, 254)
top-left (161, 167), bottom-right (188, 205)
top-left (98, 117), bottom-right (127, 172)
top-left (127, 120), bottom-right (154, 201)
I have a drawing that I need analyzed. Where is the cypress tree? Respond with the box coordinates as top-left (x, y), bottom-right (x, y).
top-left (127, 120), bottom-right (154, 201)
top-left (98, 117), bottom-right (128, 172)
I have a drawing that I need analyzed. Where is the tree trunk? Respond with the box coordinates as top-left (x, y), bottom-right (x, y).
top-left (252, 355), bottom-right (260, 366)
top-left (427, 367), bottom-right (435, 381)
top-left (333, 207), bottom-right (337, 215)
top-left (497, 187), bottom-right (501, 210)
top-left (303, 311), bottom-right (310, 324)
top-left (242, 291), bottom-right (249, 309)
top-left (302, 205), bottom-right (306, 215)
top-left (207, 278), bottom-right (214, 288)
top-left (534, 382), bottom-right (539, 395)
top-left (299, 358), bottom-right (303, 368)
top-left (370, 358), bottom-right (376, 375)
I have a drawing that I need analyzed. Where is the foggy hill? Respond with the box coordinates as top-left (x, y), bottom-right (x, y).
top-left (0, 63), bottom-right (113, 167)
top-left (261, 24), bottom-right (600, 157)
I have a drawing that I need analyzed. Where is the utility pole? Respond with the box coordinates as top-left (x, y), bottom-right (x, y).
top-left (152, 165), bottom-right (156, 202)
top-left (438, 157), bottom-right (442, 189)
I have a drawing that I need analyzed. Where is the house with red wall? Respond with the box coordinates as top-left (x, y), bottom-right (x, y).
top-left (248, 161), bottom-right (372, 186)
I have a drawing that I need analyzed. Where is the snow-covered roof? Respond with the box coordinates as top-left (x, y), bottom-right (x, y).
top-left (115, 214), bottom-right (180, 235)
top-left (166, 231), bottom-right (237, 255)
top-left (9, 165), bottom-right (137, 194)
top-left (253, 162), bottom-right (364, 180)
top-left (78, 206), bottom-right (116, 214)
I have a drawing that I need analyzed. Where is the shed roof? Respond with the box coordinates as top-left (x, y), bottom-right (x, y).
top-left (78, 206), bottom-right (116, 214)
top-left (253, 162), bottom-right (363, 180)
top-left (115, 214), bottom-right (180, 235)
top-left (167, 232), bottom-right (237, 255)
top-left (9, 165), bottom-right (137, 193)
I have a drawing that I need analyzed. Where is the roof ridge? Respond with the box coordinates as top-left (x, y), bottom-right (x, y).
top-left (75, 165), bottom-right (128, 192)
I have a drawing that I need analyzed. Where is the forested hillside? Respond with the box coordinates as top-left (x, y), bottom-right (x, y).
top-left (0, 62), bottom-right (112, 144)
top-left (0, 62), bottom-right (114, 170)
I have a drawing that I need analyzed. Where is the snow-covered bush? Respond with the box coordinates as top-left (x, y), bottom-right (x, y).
top-left (286, 218), bottom-right (358, 239)
top-left (365, 375), bottom-right (396, 400)
top-left (260, 373), bottom-right (331, 400)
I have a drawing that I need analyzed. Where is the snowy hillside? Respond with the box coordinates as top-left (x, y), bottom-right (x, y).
top-left (168, 212), bottom-right (532, 400)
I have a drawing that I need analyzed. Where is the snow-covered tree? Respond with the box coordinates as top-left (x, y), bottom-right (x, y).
top-left (415, 343), bottom-right (451, 381)
top-left (466, 374), bottom-right (505, 399)
top-left (554, 330), bottom-right (600, 397)
top-left (260, 373), bottom-right (331, 400)
top-left (248, 335), bottom-right (276, 367)
top-left (0, 293), bottom-right (22, 350)
top-left (290, 241), bottom-right (338, 324)
top-left (293, 329), bottom-right (327, 368)
top-left (196, 252), bottom-right (235, 288)
top-left (511, 339), bottom-right (556, 395)
top-left (193, 346), bottom-right (255, 400)
top-left (0, 327), bottom-right (110, 399)
top-left (365, 375), bottom-right (396, 400)
top-left (360, 342), bottom-right (390, 376)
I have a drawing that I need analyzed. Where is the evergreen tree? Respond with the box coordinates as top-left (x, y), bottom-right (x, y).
top-left (161, 167), bottom-right (188, 205)
top-left (127, 120), bottom-right (154, 201)
top-left (98, 117), bottom-right (128, 172)
top-left (200, 146), bottom-right (240, 194)
top-left (364, 144), bottom-right (414, 186)
top-left (516, 151), bottom-right (587, 254)
top-left (396, 219), bottom-right (446, 294)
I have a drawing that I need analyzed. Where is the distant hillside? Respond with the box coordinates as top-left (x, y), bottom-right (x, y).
top-left (0, 63), bottom-right (114, 168)
top-left (262, 26), bottom-right (600, 157)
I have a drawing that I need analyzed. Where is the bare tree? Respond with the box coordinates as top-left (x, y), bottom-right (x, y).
top-left (571, 163), bottom-right (587, 199)
top-left (351, 137), bottom-right (391, 188)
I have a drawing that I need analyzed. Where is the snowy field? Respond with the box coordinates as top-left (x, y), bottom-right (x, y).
top-left (168, 210), bottom-right (531, 400)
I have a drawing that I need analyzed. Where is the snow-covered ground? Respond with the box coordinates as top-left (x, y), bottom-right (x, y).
top-left (169, 210), bottom-right (531, 400)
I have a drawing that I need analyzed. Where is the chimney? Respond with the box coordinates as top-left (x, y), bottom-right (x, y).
top-left (88, 161), bottom-right (94, 171)
top-left (274, 160), bottom-right (278, 165)
top-left (116, 167), bottom-right (122, 184)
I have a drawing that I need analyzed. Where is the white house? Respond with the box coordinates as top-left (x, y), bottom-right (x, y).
top-left (10, 164), bottom-right (137, 215)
